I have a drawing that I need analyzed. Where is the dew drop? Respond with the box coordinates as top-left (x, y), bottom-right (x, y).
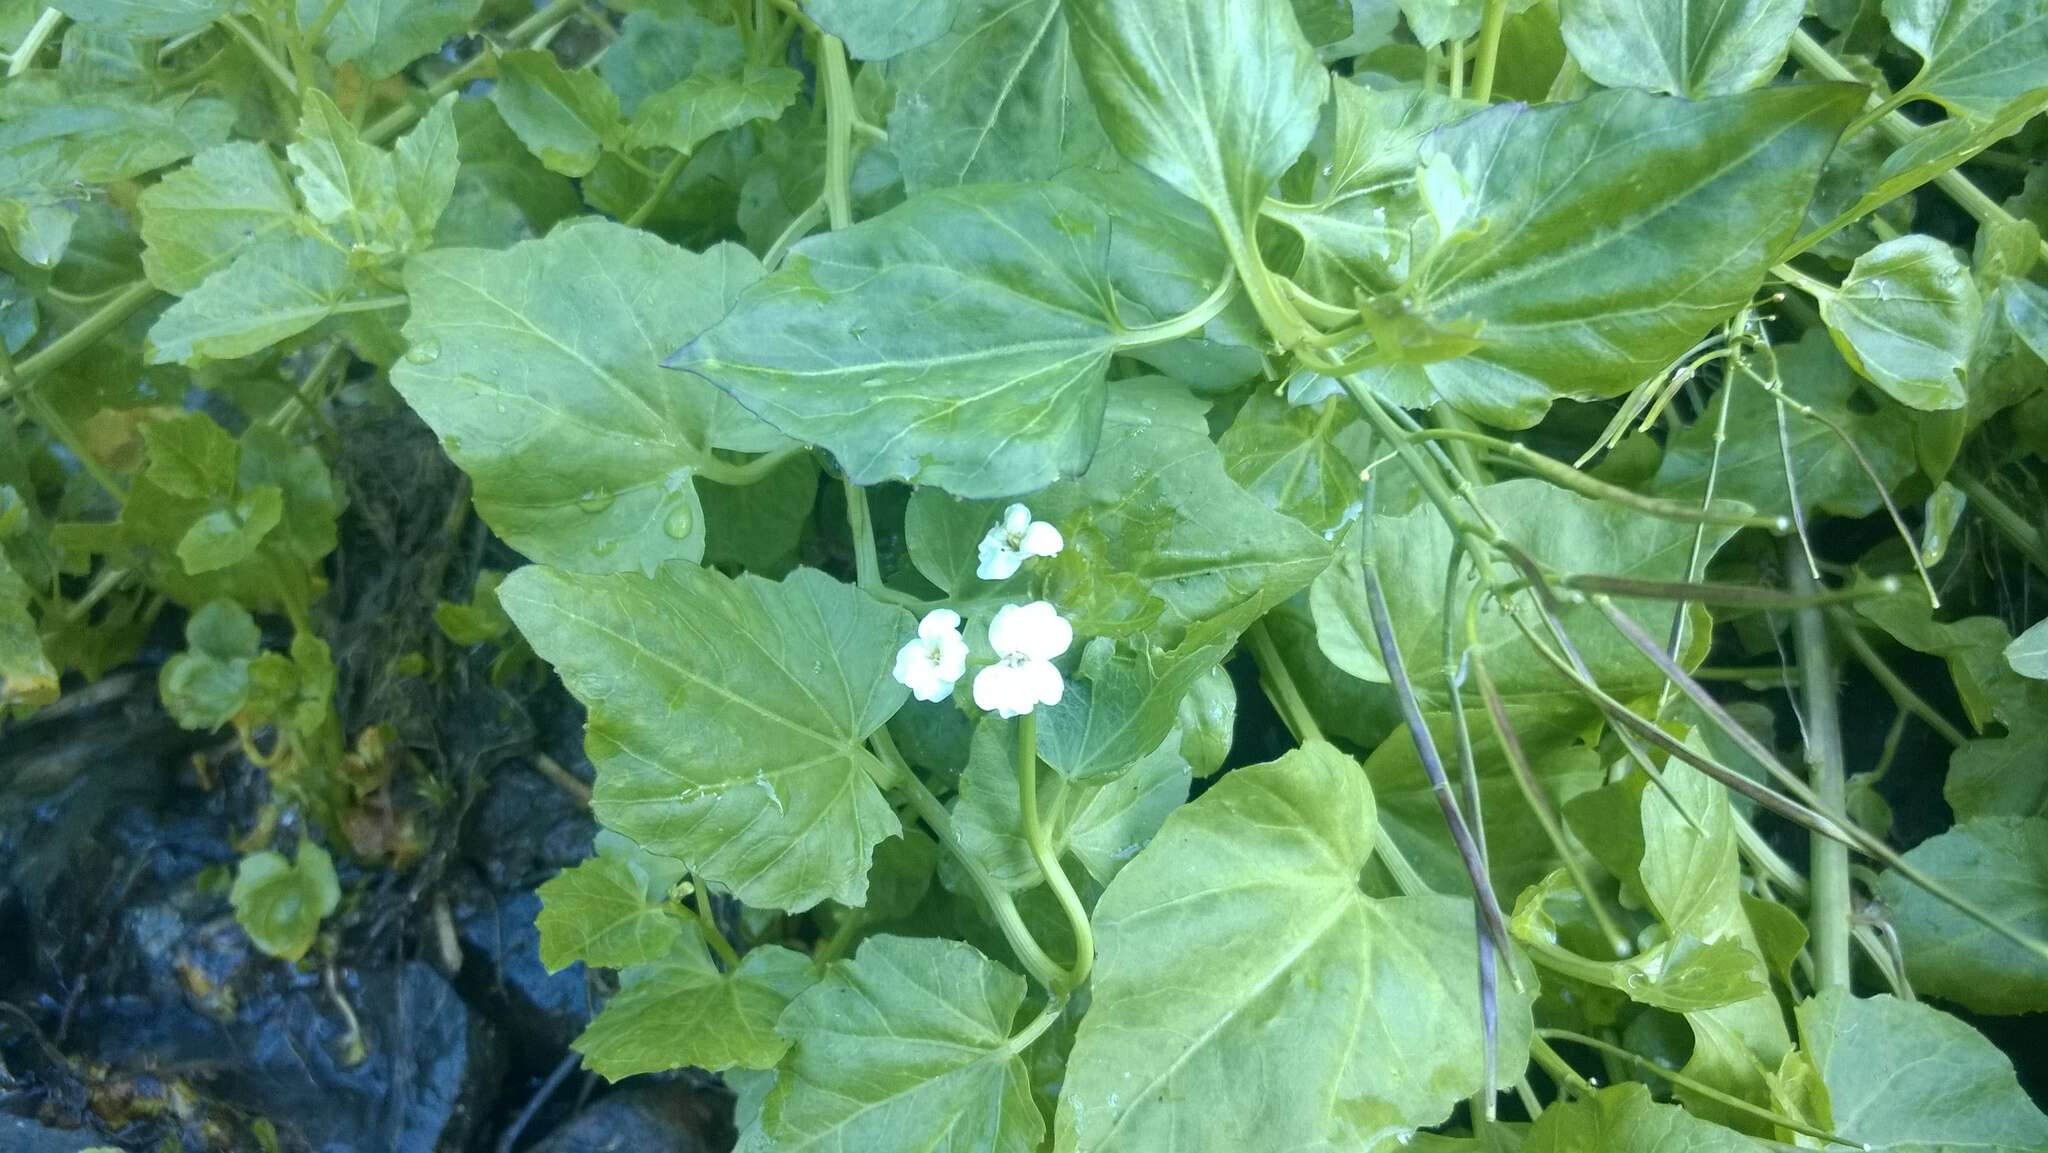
top-left (662, 503), bottom-right (694, 539)
top-left (591, 538), bottom-right (619, 558)
top-left (403, 337), bottom-right (441, 365)
top-left (576, 488), bottom-right (616, 513)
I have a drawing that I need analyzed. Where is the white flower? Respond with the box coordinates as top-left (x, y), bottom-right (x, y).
top-left (893, 609), bottom-right (967, 703)
top-left (972, 601), bottom-right (1073, 718)
top-left (976, 503), bottom-right (1064, 581)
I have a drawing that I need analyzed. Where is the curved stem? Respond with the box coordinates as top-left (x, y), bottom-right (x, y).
top-left (874, 730), bottom-right (1068, 990)
top-left (1828, 610), bottom-right (1970, 749)
top-left (765, 195), bottom-right (827, 269)
top-left (1017, 713), bottom-right (1094, 990)
top-left (362, 0), bottom-right (581, 144)
top-left (625, 150), bottom-right (690, 227)
top-left (697, 446), bottom-right (805, 487)
top-left (1953, 470), bottom-right (2048, 577)
top-left (1541, 1030), bottom-right (1861, 1146)
top-left (690, 875), bottom-right (740, 968)
top-left (7, 7), bottom-right (63, 76)
top-left (1114, 268), bottom-right (1239, 348)
top-left (1, 281), bottom-right (159, 402)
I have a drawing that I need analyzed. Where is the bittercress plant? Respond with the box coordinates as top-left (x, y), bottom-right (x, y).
top-left (4, 0), bottom-right (2048, 1149)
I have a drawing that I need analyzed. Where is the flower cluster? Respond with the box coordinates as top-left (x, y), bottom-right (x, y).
top-left (892, 505), bottom-right (1074, 717)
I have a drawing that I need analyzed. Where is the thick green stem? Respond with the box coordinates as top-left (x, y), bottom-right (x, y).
top-left (1245, 621), bottom-right (1323, 744)
top-left (1953, 471), bottom-right (2048, 577)
top-left (690, 875), bottom-right (741, 968)
top-left (1539, 1030), bottom-right (1862, 1147)
top-left (819, 34), bottom-right (855, 230)
top-left (843, 479), bottom-right (882, 592)
top-left (7, 7), bottom-right (63, 75)
top-left (1017, 713), bottom-right (1094, 990)
top-left (1, 281), bottom-right (159, 403)
top-left (1471, 0), bottom-right (1508, 102)
top-left (1790, 549), bottom-right (1852, 993)
top-left (874, 730), bottom-right (1067, 990)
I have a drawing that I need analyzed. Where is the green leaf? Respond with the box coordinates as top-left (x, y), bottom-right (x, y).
top-left (1653, 332), bottom-right (1916, 519)
top-left (1513, 870), bottom-right (1767, 1012)
top-left (1885, 0), bottom-right (2048, 120)
top-left (434, 100), bottom-right (582, 249)
top-left (1401, 84), bottom-right (1863, 427)
top-left (1218, 388), bottom-right (1373, 537)
top-left (953, 717), bottom-right (1189, 889)
top-left (393, 94), bottom-right (460, 244)
top-left (1818, 234), bottom-right (1980, 411)
top-left (288, 89), bottom-right (403, 244)
top-left (176, 485), bottom-right (284, 574)
top-left (535, 854), bottom-right (686, 972)
top-left (575, 927), bottom-right (817, 1078)
top-left (1057, 742), bottom-right (1532, 1153)
top-left (146, 236), bottom-right (352, 364)
top-left (305, 0), bottom-right (485, 80)
top-left (1638, 759), bottom-right (1790, 1122)
top-left (1798, 989), bottom-right (2048, 1152)
top-left (394, 222), bottom-right (768, 573)
top-left (236, 424), bottom-right (341, 565)
top-left (1313, 478), bottom-right (1737, 750)
top-left (0, 81), bottom-right (234, 190)
top-left (1948, 725), bottom-right (2048, 819)
top-left (745, 935), bottom-right (1042, 1153)
top-left (158, 598), bottom-right (260, 730)
top-left (1876, 816), bottom-right (2048, 1014)
top-left (138, 142), bottom-right (301, 295)
top-left (230, 842), bottom-right (341, 962)
top-left (1398, 0), bottom-right (1484, 48)
top-left (2006, 617), bottom-right (2048, 678)
top-left (1523, 1083), bottom-right (1760, 1152)
top-left (1175, 663), bottom-right (1235, 776)
top-left (0, 552), bottom-right (57, 708)
top-left (671, 184), bottom-right (1188, 498)
top-left (1038, 603), bottom-right (1253, 781)
top-left (1855, 593), bottom-right (2043, 731)
top-left (52, 0), bottom-right (234, 40)
top-left (599, 3), bottom-right (744, 116)
top-left (1368, 735), bottom-right (1604, 898)
top-left (700, 452), bottom-right (820, 573)
top-left (1065, 0), bottom-right (1326, 301)
top-left (809, 0), bottom-right (957, 59)
top-left (623, 65), bottom-right (803, 156)
top-left (492, 49), bottom-right (622, 178)
top-left (498, 565), bottom-right (911, 912)
top-left (888, 0), bottom-right (1109, 193)
top-left (1035, 386), bottom-right (1331, 644)
top-left (141, 411), bottom-right (238, 501)
top-left (1559, 0), bottom-right (1804, 96)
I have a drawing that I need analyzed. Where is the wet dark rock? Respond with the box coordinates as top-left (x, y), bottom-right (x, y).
top-left (451, 879), bottom-right (593, 1057)
top-left (526, 1084), bottom-right (722, 1153)
top-left (0, 1115), bottom-right (103, 1153)
top-left (461, 763), bottom-right (594, 893)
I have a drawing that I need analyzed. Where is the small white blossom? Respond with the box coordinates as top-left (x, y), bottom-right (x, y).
top-left (893, 609), bottom-right (967, 702)
top-left (976, 503), bottom-right (1064, 581)
top-left (973, 601), bottom-right (1073, 718)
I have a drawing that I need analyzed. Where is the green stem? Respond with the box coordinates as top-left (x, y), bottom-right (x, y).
top-left (1829, 611), bottom-right (1971, 749)
top-left (843, 479), bottom-right (882, 592)
top-left (764, 195), bottom-right (826, 268)
top-left (690, 875), bottom-right (740, 968)
top-left (362, 0), bottom-right (581, 144)
top-left (329, 294), bottom-right (409, 316)
top-left (1471, 0), bottom-right (1508, 102)
top-left (1772, 262), bottom-right (1835, 302)
top-left (1411, 428), bottom-right (1788, 531)
top-left (1790, 551), bottom-right (1851, 993)
top-left (1528, 1037), bottom-right (1596, 1099)
top-left (875, 731), bottom-right (1067, 990)
top-left (1953, 471), bottom-right (2048, 577)
top-left (303, 0), bottom-right (351, 43)
top-left (1114, 269), bottom-right (1239, 348)
top-left (1539, 1030), bottom-right (1862, 1147)
top-left (1, 281), bottom-right (159, 403)
top-left (819, 34), bottom-right (855, 230)
top-left (1244, 621), bottom-right (1323, 744)
top-left (7, 7), bottom-right (63, 75)
top-left (1016, 713), bottom-right (1094, 990)
top-left (815, 907), bottom-right (864, 964)
top-left (625, 150), bottom-right (690, 228)
top-left (19, 388), bottom-right (124, 506)
top-left (222, 15), bottom-right (300, 100)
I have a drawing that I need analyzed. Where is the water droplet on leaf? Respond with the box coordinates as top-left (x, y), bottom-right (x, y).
top-left (403, 338), bottom-right (440, 365)
top-left (662, 504), bottom-right (694, 539)
top-left (576, 489), bottom-right (615, 513)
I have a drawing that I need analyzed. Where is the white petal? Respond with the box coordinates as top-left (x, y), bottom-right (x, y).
top-left (918, 608), bottom-right (962, 640)
top-left (933, 631), bottom-right (969, 685)
top-left (1015, 657), bottom-right (1065, 710)
top-left (1019, 520), bottom-right (1064, 559)
top-left (1000, 503), bottom-right (1033, 536)
top-left (976, 542), bottom-right (1023, 582)
top-left (990, 600), bottom-right (1072, 662)
top-left (973, 662), bottom-right (1032, 718)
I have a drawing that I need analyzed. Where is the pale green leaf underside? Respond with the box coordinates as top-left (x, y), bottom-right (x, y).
top-left (747, 935), bottom-right (1042, 1153)
top-left (139, 141), bottom-right (301, 295)
top-left (1057, 742), bottom-right (1532, 1153)
top-left (393, 221), bottom-right (766, 574)
top-left (1800, 989), bottom-right (2048, 1152)
top-left (498, 564), bottom-right (911, 913)
top-left (1884, 0), bottom-right (2048, 120)
top-left (146, 236), bottom-right (350, 364)
top-left (1406, 84), bottom-right (1863, 427)
top-left (1559, 0), bottom-right (1804, 97)
top-left (577, 927), bottom-right (817, 1078)
top-left (534, 854), bottom-right (683, 972)
top-left (1819, 234), bottom-right (1979, 411)
top-left (1876, 816), bottom-right (2048, 1014)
